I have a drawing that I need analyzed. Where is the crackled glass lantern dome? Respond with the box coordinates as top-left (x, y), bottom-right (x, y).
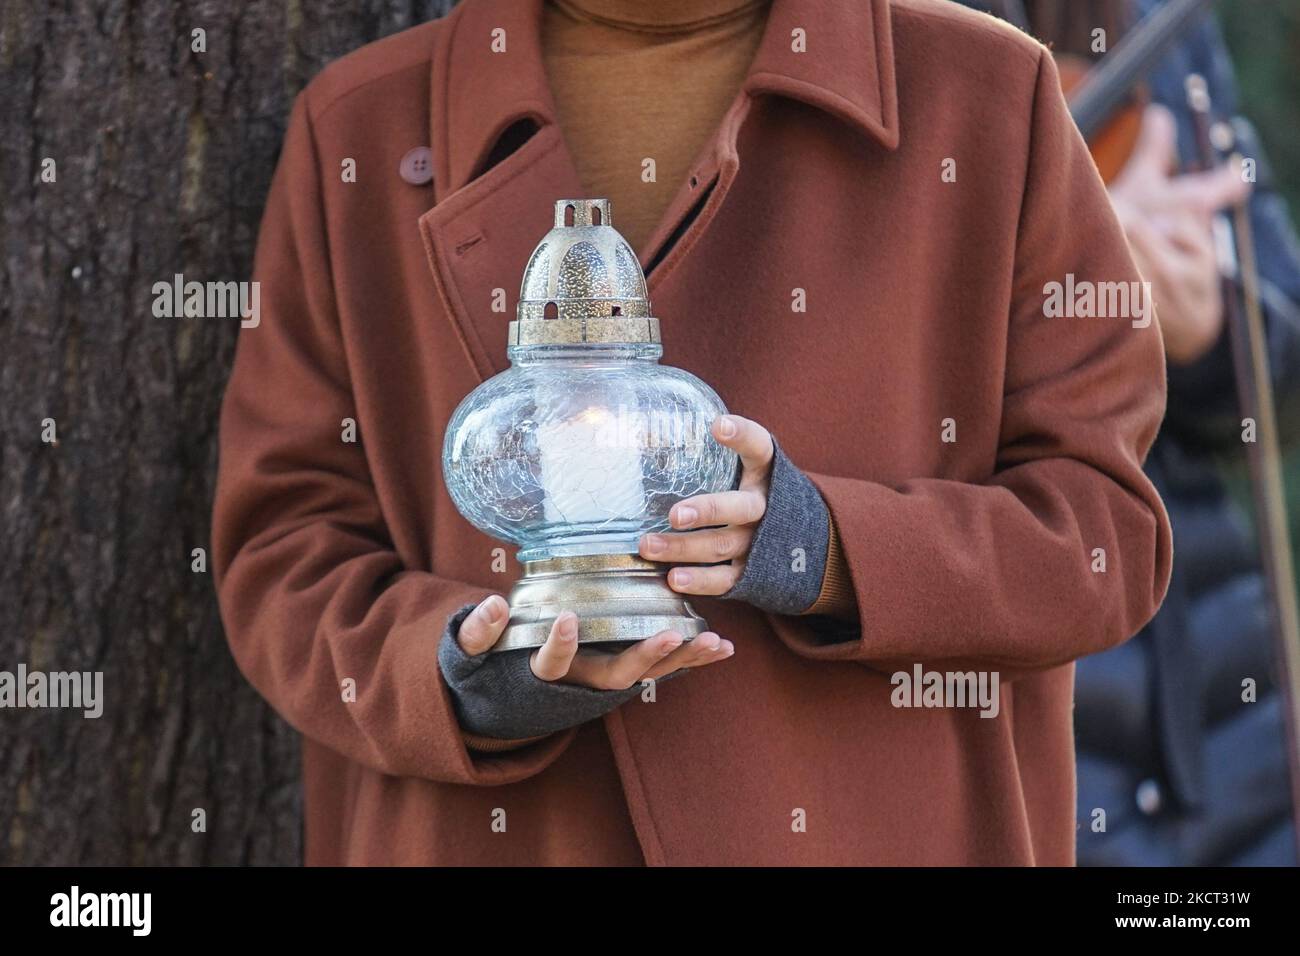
top-left (442, 198), bottom-right (737, 564)
top-left (441, 199), bottom-right (736, 651)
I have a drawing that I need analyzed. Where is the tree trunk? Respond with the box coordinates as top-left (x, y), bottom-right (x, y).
top-left (0, 0), bottom-right (456, 866)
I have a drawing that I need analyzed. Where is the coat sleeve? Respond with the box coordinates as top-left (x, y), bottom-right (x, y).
top-left (212, 92), bottom-right (575, 784)
top-left (771, 49), bottom-right (1173, 679)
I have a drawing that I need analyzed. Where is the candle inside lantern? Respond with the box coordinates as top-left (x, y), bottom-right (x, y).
top-left (538, 405), bottom-right (646, 527)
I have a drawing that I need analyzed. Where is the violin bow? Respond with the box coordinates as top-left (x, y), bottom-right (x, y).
top-left (1186, 74), bottom-right (1300, 840)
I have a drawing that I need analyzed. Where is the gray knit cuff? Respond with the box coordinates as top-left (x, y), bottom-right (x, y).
top-left (438, 604), bottom-right (650, 740)
top-left (721, 437), bottom-right (830, 615)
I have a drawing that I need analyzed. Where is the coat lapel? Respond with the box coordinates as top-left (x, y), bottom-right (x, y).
top-left (420, 0), bottom-right (581, 383)
top-left (418, 0), bottom-right (900, 388)
top-left (418, 123), bottom-right (582, 382)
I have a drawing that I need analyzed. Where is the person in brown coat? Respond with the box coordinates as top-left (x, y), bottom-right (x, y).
top-left (212, 0), bottom-right (1173, 865)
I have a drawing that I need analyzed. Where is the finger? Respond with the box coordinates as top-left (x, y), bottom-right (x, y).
top-left (1168, 160), bottom-right (1252, 217)
top-left (670, 489), bottom-right (766, 530)
top-left (1122, 214), bottom-right (1161, 264)
top-left (530, 611), bottom-right (580, 681)
top-left (1124, 215), bottom-right (1174, 276)
top-left (641, 632), bottom-right (734, 682)
top-left (667, 562), bottom-right (743, 596)
top-left (640, 526), bottom-right (754, 564)
top-left (457, 595), bottom-right (509, 656)
top-left (712, 415), bottom-right (774, 483)
top-left (565, 630), bottom-right (684, 690)
top-left (1128, 104), bottom-right (1180, 177)
top-left (1158, 211), bottom-right (1216, 264)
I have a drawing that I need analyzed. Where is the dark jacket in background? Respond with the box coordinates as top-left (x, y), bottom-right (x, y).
top-left (1072, 0), bottom-right (1300, 866)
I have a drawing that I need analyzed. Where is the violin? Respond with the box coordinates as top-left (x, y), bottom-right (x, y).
top-left (1044, 0), bottom-right (1215, 181)
top-left (1056, 55), bottom-right (1145, 183)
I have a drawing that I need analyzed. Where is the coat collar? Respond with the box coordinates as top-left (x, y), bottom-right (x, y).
top-left (429, 0), bottom-right (899, 201)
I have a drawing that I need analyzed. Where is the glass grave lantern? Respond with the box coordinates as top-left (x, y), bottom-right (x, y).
top-left (442, 198), bottom-right (737, 652)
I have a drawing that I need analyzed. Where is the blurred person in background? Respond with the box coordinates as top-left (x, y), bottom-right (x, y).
top-left (975, 0), bottom-right (1300, 865)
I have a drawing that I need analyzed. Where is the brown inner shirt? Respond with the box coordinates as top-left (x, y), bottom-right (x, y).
top-left (541, 0), bottom-right (770, 255)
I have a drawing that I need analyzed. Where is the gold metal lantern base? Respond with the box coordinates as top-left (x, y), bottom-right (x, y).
top-left (490, 553), bottom-right (706, 653)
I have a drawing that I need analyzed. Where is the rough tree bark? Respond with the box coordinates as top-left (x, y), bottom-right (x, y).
top-left (0, 0), bottom-right (456, 866)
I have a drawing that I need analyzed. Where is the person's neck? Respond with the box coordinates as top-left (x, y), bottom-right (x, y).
top-left (553, 0), bottom-right (765, 33)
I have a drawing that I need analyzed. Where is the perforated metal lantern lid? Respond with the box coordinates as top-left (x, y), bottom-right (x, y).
top-left (509, 199), bottom-right (661, 347)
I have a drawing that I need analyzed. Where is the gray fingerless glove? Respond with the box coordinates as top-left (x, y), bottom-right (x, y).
top-left (722, 437), bottom-right (831, 615)
top-left (438, 604), bottom-right (650, 740)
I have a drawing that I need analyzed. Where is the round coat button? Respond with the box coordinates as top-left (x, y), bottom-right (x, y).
top-left (399, 147), bottom-right (433, 185)
top-left (1135, 778), bottom-right (1162, 816)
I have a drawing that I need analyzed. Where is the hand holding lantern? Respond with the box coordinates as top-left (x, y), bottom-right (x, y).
top-left (442, 198), bottom-right (738, 652)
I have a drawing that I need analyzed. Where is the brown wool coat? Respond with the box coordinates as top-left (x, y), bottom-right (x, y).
top-left (212, 0), bottom-right (1173, 865)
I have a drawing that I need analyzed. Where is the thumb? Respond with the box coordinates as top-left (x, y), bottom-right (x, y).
top-left (457, 595), bottom-right (509, 656)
